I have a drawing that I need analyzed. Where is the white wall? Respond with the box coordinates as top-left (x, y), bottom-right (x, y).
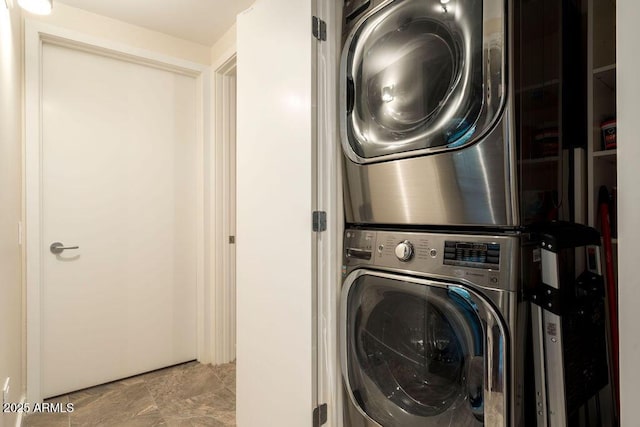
top-left (0, 2), bottom-right (24, 427)
top-left (211, 23), bottom-right (236, 66)
top-left (25, 2), bottom-right (211, 64)
top-left (236, 0), bottom-right (314, 425)
top-left (616, 2), bottom-right (640, 425)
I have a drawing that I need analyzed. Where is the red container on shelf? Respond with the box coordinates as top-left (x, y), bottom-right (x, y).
top-left (601, 119), bottom-right (617, 150)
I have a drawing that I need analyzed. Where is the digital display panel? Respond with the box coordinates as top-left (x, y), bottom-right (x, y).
top-left (444, 241), bottom-right (500, 269)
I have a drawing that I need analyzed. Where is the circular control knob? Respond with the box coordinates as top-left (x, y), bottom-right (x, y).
top-left (395, 240), bottom-right (414, 262)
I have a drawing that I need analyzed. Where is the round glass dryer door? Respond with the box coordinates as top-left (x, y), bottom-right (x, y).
top-left (342, 271), bottom-right (508, 426)
top-left (341, 0), bottom-right (505, 162)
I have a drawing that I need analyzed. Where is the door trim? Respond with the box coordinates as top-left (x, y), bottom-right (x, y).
top-left (212, 49), bottom-right (237, 364)
top-left (24, 20), bottom-right (212, 403)
top-left (315, 0), bottom-right (344, 423)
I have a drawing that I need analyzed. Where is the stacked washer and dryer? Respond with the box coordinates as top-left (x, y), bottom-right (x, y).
top-left (337, 0), bottom-right (583, 426)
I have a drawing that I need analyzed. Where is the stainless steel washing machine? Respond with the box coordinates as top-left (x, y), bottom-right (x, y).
top-left (340, 228), bottom-right (526, 426)
top-left (340, 0), bottom-right (513, 227)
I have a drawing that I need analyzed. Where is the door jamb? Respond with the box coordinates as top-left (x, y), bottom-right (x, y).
top-left (212, 48), bottom-right (237, 364)
top-left (24, 20), bottom-right (212, 403)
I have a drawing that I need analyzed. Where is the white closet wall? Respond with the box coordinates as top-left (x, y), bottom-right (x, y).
top-left (236, 0), bottom-right (315, 425)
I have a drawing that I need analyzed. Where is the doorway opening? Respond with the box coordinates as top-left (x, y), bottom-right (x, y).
top-left (213, 54), bottom-right (237, 364)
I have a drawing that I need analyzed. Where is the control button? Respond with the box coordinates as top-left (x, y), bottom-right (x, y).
top-left (429, 249), bottom-right (437, 258)
top-left (378, 244), bottom-right (384, 253)
top-left (395, 240), bottom-right (414, 262)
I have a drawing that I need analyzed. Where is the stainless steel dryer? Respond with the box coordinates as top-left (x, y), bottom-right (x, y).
top-left (341, 228), bottom-right (526, 426)
top-left (340, 0), bottom-right (513, 227)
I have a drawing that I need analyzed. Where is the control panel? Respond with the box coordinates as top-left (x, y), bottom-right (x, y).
top-left (344, 229), bottom-right (517, 291)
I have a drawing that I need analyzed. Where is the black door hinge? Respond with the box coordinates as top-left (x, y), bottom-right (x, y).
top-left (312, 16), bottom-right (327, 41)
top-left (313, 403), bottom-right (328, 427)
top-left (312, 211), bottom-right (327, 232)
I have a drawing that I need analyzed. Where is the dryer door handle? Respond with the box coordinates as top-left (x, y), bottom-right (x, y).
top-left (346, 76), bottom-right (355, 115)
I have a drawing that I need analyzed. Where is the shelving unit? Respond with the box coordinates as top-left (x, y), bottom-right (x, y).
top-left (588, 0), bottom-right (618, 303)
top-left (515, 0), bottom-right (568, 225)
top-left (521, 156), bottom-right (560, 165)
top-left (592, 149), bottom-right (617, 158)
top-left (587, 1), bottom-right (618, 424)
top-left (587, 0), bottom-right (617, 240)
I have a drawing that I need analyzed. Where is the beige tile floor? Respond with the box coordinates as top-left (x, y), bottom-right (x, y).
top-left (24, 361), bottom-right (236, 427)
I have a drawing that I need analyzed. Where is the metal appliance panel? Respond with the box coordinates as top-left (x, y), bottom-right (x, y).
top-left (343, 116), bottom-right (518, 227)
top-left (344, 228), bottom-right (518, 292)
top-left (339, 0), bottom-right (520, 228)
top-left (341, 228), bottom-right (524, 427)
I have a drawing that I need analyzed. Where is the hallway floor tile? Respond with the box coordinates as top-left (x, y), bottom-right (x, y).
top-left (24, 361), bottom-right (236, 427)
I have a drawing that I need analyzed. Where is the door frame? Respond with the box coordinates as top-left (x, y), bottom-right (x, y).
top-left (315, 1), bottom-right (344, 424)
top-left (24, 20), bottom-right (212, 403)
top-left (211, 48), bottom-right (237, 364)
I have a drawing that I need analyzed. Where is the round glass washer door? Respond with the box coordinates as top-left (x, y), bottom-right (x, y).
top-left (341, 0), bottom-right (505, 162)
top-left (341, 270), bottom-right (507, 427)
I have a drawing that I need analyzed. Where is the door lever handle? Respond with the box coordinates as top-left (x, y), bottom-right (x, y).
top-left (50, 242), bottom-right (80, 254)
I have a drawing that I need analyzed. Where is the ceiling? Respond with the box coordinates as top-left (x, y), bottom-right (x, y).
top-left (56, 0), bottom-right (254, 46)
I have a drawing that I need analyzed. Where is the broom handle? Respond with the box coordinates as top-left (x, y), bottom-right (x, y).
top-left (599, 185), bottom-right (619, 416)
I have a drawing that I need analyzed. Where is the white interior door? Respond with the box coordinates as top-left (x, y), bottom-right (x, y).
top-left (40, 42), bottom-right (198, 398)
top-left (236, 0), bottom-right (315, 425)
